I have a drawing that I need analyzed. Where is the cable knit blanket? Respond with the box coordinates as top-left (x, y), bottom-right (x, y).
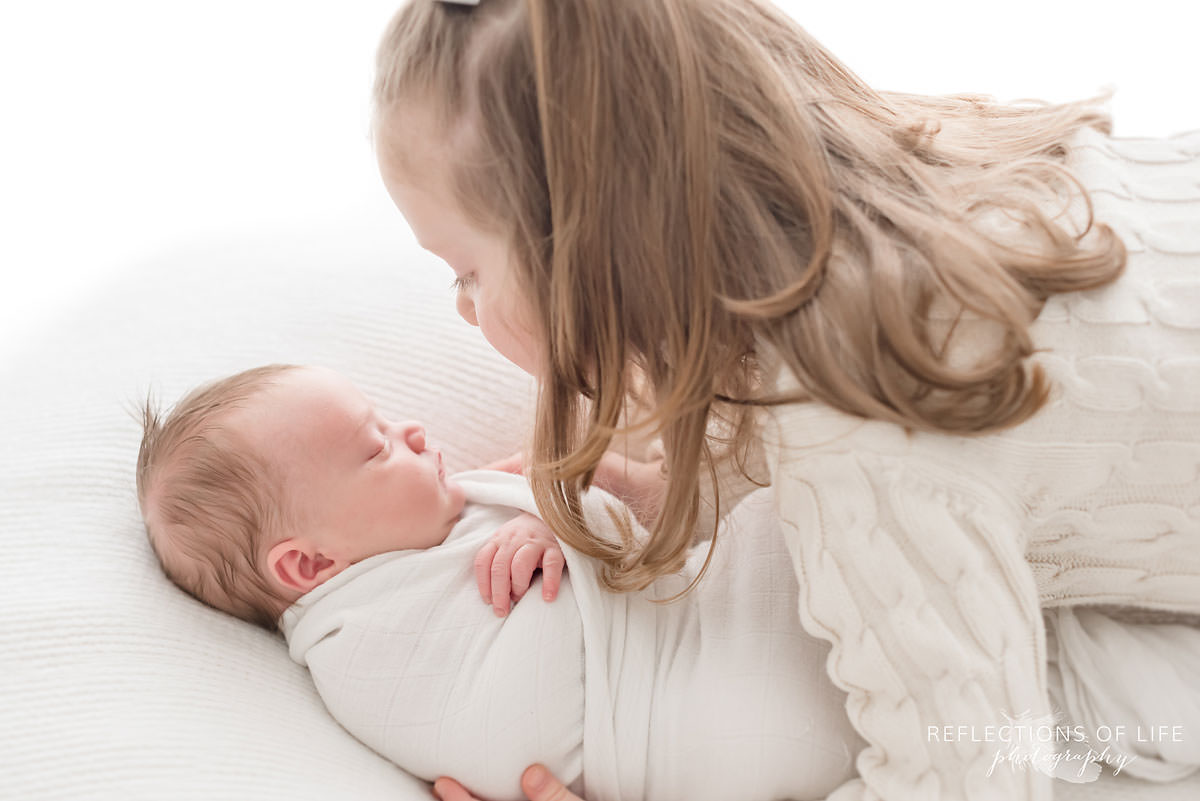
top-left (279, 470), bottom-right (864, 801)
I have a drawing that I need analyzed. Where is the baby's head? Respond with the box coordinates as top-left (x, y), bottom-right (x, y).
top-left (137, 364), bottom-right (467, 630)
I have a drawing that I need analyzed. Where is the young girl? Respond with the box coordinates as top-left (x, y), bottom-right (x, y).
top-left (371, 1), bottom-right (1200, 799)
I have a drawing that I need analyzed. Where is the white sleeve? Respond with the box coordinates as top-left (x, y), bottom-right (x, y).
top-left (772, 448), bottom-right (1057, 801)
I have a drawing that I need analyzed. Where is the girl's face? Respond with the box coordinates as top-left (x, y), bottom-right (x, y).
top-left (376, 113), bottom-right (542, 377)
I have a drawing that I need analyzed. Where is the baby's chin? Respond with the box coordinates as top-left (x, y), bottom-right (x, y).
top-left (444, 477), bottom-right (468, 518)
top-left (433, 479), bottom-right (469, 547)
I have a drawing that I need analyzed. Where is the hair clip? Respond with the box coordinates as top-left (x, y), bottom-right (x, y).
top-left (439, 0), bottom-right (481, 5)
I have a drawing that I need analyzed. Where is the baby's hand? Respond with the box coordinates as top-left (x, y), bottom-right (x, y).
top-left (474, 512), bottom-right (565, 617)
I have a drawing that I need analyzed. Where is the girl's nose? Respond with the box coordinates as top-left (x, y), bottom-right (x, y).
top-left (401, 422), bottom-right (426, 453)
top-left (455, 293), bottom-right (479, 327)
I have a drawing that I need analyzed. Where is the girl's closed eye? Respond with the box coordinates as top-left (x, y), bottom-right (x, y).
top-left (450, 273), bottom-right (476, 294)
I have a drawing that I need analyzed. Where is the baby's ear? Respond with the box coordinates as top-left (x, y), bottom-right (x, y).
top-left (266, 539), bottom-right (340, 595)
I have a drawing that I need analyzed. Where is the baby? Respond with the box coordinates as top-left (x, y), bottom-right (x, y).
top-left (137, 364), bottom-right (865, 801)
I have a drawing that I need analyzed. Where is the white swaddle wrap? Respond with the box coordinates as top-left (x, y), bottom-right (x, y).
top-left (279, 471), bottom-right (863, 801)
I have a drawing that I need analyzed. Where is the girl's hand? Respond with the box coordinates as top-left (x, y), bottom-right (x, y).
top-left (434, 765), bottom-right (581, 801)
top-left (593, 450), bottom-right (667, 528)
top-left (483, 450), bottom-right (667, 529)
top-left (483, 451), bottom-right (524, 474)
top-left (474, 512), bottom-right (566, 617)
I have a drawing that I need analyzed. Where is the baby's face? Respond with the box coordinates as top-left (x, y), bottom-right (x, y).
top-left (239, 367), bottom-right (466, 565)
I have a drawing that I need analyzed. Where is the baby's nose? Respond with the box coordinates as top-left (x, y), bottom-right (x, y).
top-left (402, 423), bottom-right (426, 453)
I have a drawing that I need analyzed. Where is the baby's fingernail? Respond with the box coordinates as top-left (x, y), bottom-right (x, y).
top-left (495, 607), bottom-right (506, 617)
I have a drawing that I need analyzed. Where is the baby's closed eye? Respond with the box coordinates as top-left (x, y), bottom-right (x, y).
top-left (370, 438), bottom-right (390, 460)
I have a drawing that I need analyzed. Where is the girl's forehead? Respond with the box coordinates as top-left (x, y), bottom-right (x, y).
top-left (375, 102), bottom-right (454, 185)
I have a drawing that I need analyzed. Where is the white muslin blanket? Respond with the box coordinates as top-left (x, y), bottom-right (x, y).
top-left (279, 470), bottom-right (864, 801)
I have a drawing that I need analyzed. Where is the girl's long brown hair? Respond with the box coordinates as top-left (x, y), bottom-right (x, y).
top-left (374, 0), bottom-right (1126, 592)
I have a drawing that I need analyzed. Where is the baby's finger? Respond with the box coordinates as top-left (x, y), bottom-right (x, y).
top-left (490, 544), bottom-right (515, 617)
top-left (474, 541), bottom-right (499, 604)
top-left (541, 548), bottom-right (565, 601)
top-left (509, 543), bottom-right (543, 600)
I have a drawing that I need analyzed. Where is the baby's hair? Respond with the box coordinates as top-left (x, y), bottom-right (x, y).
top-left (136, 364), bottom-right (300, 631)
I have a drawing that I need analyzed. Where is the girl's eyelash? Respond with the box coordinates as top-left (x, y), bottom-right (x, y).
top-left (449, 274), bottom-right (476, 293)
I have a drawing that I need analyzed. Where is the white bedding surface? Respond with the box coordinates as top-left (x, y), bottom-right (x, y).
top-left (1, 220), bottom-right (1196, 800)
